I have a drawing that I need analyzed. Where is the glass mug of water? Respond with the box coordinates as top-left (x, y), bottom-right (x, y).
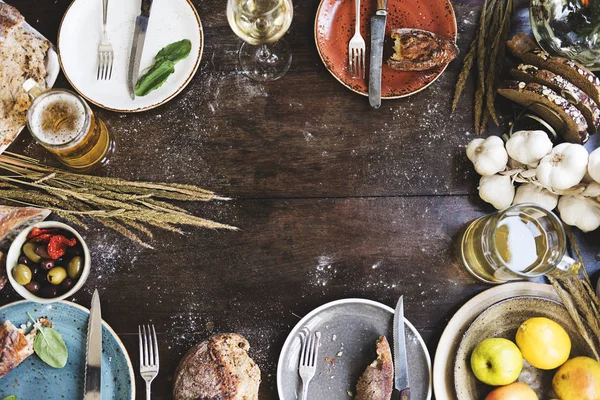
top-left (23, 79), bottom-right (114, 171)
top-left (460, 204), bottom-right (581, 284)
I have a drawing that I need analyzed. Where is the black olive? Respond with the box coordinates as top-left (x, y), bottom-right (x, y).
top-left (35, 245), bottom-right (50, 259)
top-left (24, 282), bottom-right (40, 294)
top-left (36, 270), bottom-right (49, 285)
top-left (59, 278), bottom-right (74, 293)
top-left (39, 285), bottom-right (58, 298)
top-left (40, 260), bottom-right (55, 271)
top-left (18, 255), bottom-right (30, 266)
top-left (29, 264), bottom-right (40, 277)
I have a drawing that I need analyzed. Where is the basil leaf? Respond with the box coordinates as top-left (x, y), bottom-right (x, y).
top-left (134, 60), bottom-right (176, 97)
top-left (33, 326), bottom-right (68, 368)
top-left (155, 39), bottom-right (192, 63)
top-left (2, 396), bottom-right (18, 400)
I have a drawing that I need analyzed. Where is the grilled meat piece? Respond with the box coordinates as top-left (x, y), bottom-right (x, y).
top-left (355, 336), bottom-right (394, 400)
top-left (387, 28), bottom-right (458, 71)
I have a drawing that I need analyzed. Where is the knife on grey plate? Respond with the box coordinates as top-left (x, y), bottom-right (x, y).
top-left (128, 0), bottom-right (154, 100)
top-left (84, 289), bottom-right (102, 400)
top-left (368, 0), bottom-right (388, 109)
top-left (392, 296), bottom-right (410, 400)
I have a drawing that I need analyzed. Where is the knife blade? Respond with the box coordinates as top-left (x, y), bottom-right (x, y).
top-left (393, 295), bottom-right (410, 399)
top-left (127, 0), bottom-right (154, 100)
top-left (84, 289), bottom-right (102, 400)
top-left (368, 0), bottom-right (388, 109)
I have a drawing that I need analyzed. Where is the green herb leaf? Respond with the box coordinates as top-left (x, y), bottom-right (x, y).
top-left (134, 60), bottom-right (176, 97)
top-left (2, 395), bottom-right (18, 400)
top-left (155, 39), bottom-right (192, 63)
top-left (134, 39), bottom-right (192, 96)
top-left (33, 326), bottom-right (68, 368)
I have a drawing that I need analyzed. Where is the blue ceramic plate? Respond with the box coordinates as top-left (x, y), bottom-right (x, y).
top-left (0, 300), bottom-right (135, 399)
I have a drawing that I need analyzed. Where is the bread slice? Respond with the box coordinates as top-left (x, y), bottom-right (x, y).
top-left (510, 64), bottom-right (600, 133)
top-left (497, 81), bottom-right (589, 144)
top-left (0, 206), bottom-right (50, 249)
top-left (355, 336), bottom-right (394, 400)
top-left (0, 320), bottom-right (37, 378)
top-left (388, 28), bottom-right (458, 71)
top-left (507, 33), bottom-right (600, 105)
top-left (0, 3), bottom-right (24, 41)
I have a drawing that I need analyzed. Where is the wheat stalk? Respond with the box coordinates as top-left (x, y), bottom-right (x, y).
top-left (0, 153), bottom-right (238, 247)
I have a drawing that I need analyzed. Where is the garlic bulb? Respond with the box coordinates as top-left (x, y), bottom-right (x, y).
top-left (588, 147), bottom-right (600, 183)
top-left (583, 182), bottom-right (600, 197)
top-left (558, 196), bottom-right (600, 232)
top-left (466, 136), bottom-right (508, 176)
top-left (505, 130), bottom-right (553, 166)
top-left (536, 143), bottom-right (588, 191)
top-left (512, 183), bottom-right (558, 210)
top-left (479, 175), bottom-right (515, 210)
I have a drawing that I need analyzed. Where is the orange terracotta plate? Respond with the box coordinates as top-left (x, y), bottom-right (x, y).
top-left (315, 0), bottom-right (457, 98)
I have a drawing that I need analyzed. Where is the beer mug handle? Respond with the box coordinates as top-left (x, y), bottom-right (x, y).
top-left (549, 255), bottom-right (582, 278)
top-left (23, 78), bottom-right (44, 100)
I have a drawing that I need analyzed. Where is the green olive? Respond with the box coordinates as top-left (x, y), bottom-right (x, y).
top-left (67, 256), bottom-right (83, 279)
top-left (13, 264), bottom-right (32, 286)
top-left (22, 242), bottom-right (42, 263)
top-left (47, 267), bottom-right (67, 286)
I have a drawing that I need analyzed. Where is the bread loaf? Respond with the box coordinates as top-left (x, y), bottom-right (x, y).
top-left (355, 336), bottom-right (394, 400)
top-left (0, 205), bottom-right (50, 249)
top-left (510, 64), bottom-right (600, 132)
top-left (507, 33), bottom-right (600, 105)
top-left (497, 81), bottom-right (588, 144)
top-left (173, 333), bottom-right (260, 400)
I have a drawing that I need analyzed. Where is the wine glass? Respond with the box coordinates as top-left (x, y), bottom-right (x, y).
top-left (227, 0), bottom-right (294, 81)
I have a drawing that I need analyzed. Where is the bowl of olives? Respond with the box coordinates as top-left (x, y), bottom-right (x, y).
top-left (6, 221), bottom-right (90, 303)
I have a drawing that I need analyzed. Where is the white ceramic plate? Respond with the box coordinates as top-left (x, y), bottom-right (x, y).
top-left (433, 282), bottom-right (561, 399)
top-left (58, 0), bottom-right (203, 112)
top-left (277, 298), bottom-right (432, 399)
top-left (0, 0), bottom-right (60, 154)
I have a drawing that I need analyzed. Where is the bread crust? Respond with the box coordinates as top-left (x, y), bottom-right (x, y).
top-left (355, 336), bottom-right (394, 400)
top-left (0, 206), bottom-right (50, 249)
top-left (387, 28), bottom-right (458, 71)
top-left (0, 3), bottom-right (23, 41)
top-left (0, 320), bottom-right (36, 378)
top-left (173, 333), bottom-right (261, 400)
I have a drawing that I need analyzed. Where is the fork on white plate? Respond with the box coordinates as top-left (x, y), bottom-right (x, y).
top-left (348, 0), bottom-right (366, 79)
top-left (97, 0), bottom-right (114, 80)
top-left (298, 330), bottom-right (321, 400)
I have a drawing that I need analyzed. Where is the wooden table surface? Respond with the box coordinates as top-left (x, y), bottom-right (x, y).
top-left (6, 0), bottom-right (600, 398)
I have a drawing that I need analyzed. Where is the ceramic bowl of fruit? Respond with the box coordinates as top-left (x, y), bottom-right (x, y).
top-left (6, 221), bottom-right (90, 303)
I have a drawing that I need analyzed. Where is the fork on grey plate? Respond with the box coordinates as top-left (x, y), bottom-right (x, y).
top-left (298, 329), bottom-right (321, 400)
top-left (348, 0), bottom-right (366, 79)
top-left (97, 0), bottom-right (114, 80)
top-left (139, 325), bottom-right (159, 400)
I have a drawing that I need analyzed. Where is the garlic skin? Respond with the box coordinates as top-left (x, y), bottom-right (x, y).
top-left (558, 196), bottom-right (600, 232)
top-left (512, 183), bottom-right (558, 210)
top-left (505, 130), bottom-right (553, 166)
top-left (466, 136), bottom-right (508, 176)
top-left (478, 175), bottom-right (515, 210)
top-left (536, 143), bottom-right (588, 191)
top-left (583, 182), bottom-right (600, 197)
top-left (589, 147), bottom-right (600, 183)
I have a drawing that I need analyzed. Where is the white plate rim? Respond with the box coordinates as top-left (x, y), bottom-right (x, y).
top-left (432, 282), bottom-right (560, 399)
top-left (57, 0), bottom-right (204, 113)
top-left (0, 299), bottom-right (136, 399)
top-left (276, 297), bottom-right (432, 399)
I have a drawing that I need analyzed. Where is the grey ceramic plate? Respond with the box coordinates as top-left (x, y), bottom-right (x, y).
top-left (454, 296), bottom-right (593, 399)
top-left (276, 298), bottom-right (432, 399)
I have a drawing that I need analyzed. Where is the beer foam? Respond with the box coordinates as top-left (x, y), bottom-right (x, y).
top-left (29, 93), bottom-right (87, 146)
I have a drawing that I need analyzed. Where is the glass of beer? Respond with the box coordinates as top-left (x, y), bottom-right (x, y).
top-left (460, 204), bottom-right (581, 284)
top-left (23, 79), bottom-right (114, 171)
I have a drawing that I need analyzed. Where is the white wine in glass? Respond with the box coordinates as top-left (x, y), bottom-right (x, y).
top-left (227, 0), bottom-right (294, 81)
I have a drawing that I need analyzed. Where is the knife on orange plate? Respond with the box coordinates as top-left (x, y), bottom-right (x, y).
top-left (368, 0), bottom-right (387, 109)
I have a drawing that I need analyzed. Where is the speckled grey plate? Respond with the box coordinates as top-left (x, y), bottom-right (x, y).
top-left (454, 296), bottom-right (593, 400)
top-left (276, 298), bottom-right (432, 399)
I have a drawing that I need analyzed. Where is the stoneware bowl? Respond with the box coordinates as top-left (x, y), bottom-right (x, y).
top-left (6, 221), bottom-right (91, 303)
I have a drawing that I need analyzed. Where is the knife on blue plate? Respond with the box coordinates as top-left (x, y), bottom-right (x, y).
top-left (84, 289), bottom-right (102, 400)
top-left (368, 0), bottom-right (387, 109)
top-left (393, 296), bottom-right (410, 400)
top-left (128, 0), bottom-right (154, 100)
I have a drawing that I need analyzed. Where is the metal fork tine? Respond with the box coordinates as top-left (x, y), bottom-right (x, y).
top-left (103, 53), bottom-right (109, 80)
top-left (309, 333), bottom-right (316, 366)
top-left (152, 325), bottom-right (159, 367)
top-left (305, 332), bottom-right (314, 366)
top-left (138, 325), bottom-right (143, 367)
top-left (312, 332), bottom-right (320, 366)
top-left (108, 53), bottom-right (114, 80)
top-left (142, 325), bottom-right (149, 366)
top-left (147, 325), bottom-right (154, 366)
top-left (299, 332), bottom-right (307, 366)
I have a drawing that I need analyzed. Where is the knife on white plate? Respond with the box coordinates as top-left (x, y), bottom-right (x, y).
top-left (368, 0), bottom-right (387, 109)
top-left (127, 0), bottom-right (154, 100)
top-left (84, 289), bottom-right (102, 400)
top-left (393, 295), bottom-right (410, 400)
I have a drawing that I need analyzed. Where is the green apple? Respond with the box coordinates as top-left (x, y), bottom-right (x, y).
top-left (471, 338), bottom-right (523, 386)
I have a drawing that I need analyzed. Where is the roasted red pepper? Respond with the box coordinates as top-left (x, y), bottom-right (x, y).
top-left (30, 233), bottom-right (53, 243)
top-left (47, 235), bottom-right (77, 260)
top-left (27, 227), bottom-right (57, 240)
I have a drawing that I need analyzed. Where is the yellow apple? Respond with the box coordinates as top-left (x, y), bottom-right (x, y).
top-left (471, 338), bottom-right (523, 386)
top-left (484, 382), bottom-right (538, 400)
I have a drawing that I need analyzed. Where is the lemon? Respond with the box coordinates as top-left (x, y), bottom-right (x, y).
top-left (515, 317), bottom-right (571, 370)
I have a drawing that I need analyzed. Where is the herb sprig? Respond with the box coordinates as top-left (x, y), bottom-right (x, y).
top-left (27, 313), bottom-right (68, 369)
top-left (135, 39), bottom-right (192, 96)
